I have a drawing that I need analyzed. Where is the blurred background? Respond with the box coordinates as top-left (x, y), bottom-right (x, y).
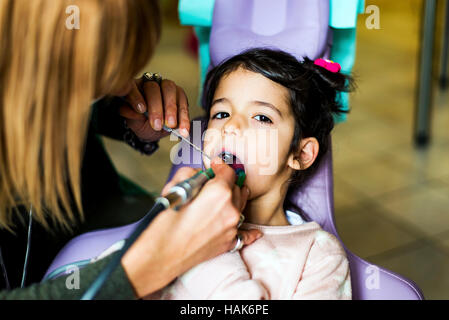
top-left (102, 0), bottom-right (449, 299)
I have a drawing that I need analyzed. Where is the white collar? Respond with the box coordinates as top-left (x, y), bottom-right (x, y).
top-left (285, 210), bottom-right (306, 226)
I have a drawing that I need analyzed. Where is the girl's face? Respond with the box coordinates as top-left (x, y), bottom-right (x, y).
top-left (203, 67), bottom-right (299, 199)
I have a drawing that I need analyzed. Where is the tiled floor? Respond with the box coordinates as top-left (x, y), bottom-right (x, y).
top-left (103, 0), bottom-right (449, 299)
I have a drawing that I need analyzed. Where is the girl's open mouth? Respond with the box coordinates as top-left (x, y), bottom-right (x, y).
top-left (220, 151), bottom-right (245, 173)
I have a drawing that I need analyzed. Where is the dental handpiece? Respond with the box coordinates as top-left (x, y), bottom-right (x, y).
top-left (156, 168), bottom-right (216, 211)
top-left (156, 164), bottom-right (246, 212)
top-left (82, 160), bottom-right (246, 300)
top-left (81, 168), bottom-right (216, 300)
top-left (82, 145), bottom-right (246, 299)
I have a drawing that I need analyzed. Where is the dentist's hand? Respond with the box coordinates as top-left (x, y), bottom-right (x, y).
top-left (117, 77), bottom-right (191, 142)
top-left (121, 158), bottom-right (262, 298)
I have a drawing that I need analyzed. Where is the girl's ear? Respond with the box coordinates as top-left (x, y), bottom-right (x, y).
top-left (287, 137), bottom-right (319, 171)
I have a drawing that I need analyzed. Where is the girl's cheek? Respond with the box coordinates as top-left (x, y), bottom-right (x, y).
top-left (255, 130), bottom-right (279, 165)
top-left (203, 127), bottom-right (223, 164)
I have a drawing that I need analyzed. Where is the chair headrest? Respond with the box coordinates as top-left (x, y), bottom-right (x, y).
top-left (209, 0), bottom-right (331, 66)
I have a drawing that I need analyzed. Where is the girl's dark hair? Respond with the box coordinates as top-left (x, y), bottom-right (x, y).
top-left (202, 48), bottom-right (354, 189)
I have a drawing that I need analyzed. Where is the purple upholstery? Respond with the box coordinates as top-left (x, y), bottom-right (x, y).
top-left (43, 221), bottom-right (139, 279)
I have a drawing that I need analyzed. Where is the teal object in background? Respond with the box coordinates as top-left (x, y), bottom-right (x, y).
top-left (194, 26), bottom-right (211, 99)
top-left (178, 0), bottom-right (215, 103)
top-left (178, 0), bottom-right (365, 123)
top-left (331, 27), bottom-right (359, 123)
top-left (178, 0), bottom-right (214, 81)
top-left (330, 0), bottom-right (365, 123)
top-left (178, 0), bottom-right (215, 26)
top-left (330, 0), bottom-right (365, 28)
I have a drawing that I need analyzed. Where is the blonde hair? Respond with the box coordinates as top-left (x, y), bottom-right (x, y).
top-left (0, 0), bottom-right (161, 232)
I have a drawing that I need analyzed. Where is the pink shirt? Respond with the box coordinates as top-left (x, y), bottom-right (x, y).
top-left (147, 221), bottom-right (351, 300)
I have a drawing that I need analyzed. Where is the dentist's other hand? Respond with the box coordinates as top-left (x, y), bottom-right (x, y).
top-left (117, 77), bottom-right (190, 142)
top-left (121, 158), bottom-right (262, 298)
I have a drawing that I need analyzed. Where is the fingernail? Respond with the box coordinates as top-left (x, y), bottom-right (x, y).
top-left (181, 128), bottom-right (189, 137)
top-left (137, 103), bottom-right (146, 113)
top-left (168, 116), bottom-right (176, 127)
top-left (154, 119), bottom-right (162, 131)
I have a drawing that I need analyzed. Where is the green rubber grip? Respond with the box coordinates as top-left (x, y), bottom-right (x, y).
top-left (203, 168), bottom-right (215, 179)
top-left (200, 168), bottom-right (245, 187)
top-left (235, 170), bottom-right (246, 188)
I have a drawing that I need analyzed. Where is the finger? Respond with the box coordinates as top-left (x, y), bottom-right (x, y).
top-left (161, 80), bottom-right (178, 129)
top-left (126, 81), bottom-right (147, 114)
top-left (239, 229), bottom-right (263, 247)
top-left (143, 81), bottom-right (164, 131)
top-left (231, 184), bottom-right (241, 210)
top-left (240, 186), bottom-right (250, 212)
top-left (210, 157), bottom-right (236, 189)
top-left (161, 167), bottom-right (201, 196)
top-left (119, 105), bottom-right (147, 121)
top-left (176, 86), bottom-right (190, 137)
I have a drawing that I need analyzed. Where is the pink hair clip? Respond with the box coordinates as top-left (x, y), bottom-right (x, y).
top-left (314, 58), bottom-right (341, 73)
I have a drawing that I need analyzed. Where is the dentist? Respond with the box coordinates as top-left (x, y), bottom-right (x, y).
top-left (0, 0), bottom-right (261, 299)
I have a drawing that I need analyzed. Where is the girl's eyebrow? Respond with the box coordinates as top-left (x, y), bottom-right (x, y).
top-left (211, 98), bottom-right (283, 118)
top-left (211, 97), bottom-right (229, 106)
top-left (251, 100), bottom-right (283, 118)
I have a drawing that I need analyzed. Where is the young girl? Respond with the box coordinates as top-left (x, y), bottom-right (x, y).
top-left (149, 48), bottom-right (353, 300)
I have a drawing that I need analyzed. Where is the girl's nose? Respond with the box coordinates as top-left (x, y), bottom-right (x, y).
top-left (222, 117), bottom-right (242, 137)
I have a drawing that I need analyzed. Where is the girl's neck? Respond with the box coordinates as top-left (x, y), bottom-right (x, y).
top-left (243, 187), bottom-right (290, 226)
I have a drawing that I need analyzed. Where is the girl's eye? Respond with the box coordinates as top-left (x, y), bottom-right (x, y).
top-left (212, 112), bottom-right (230, 120)
top-left (254, 115), bottom-right (273, 124)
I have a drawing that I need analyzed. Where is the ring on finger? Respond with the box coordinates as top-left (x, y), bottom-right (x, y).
top-left (237, 214), bottom-right (245, 228)
top-left (229, 234), bottom-right (244, 253)
top-left (142, 72), bottom-right (162, 86)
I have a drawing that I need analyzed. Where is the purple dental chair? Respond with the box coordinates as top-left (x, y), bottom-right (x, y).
top-left (44, 0), bottom-right (424, 300)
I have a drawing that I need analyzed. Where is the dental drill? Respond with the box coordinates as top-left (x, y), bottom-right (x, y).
top-left (81, 128), bottom-right (246, 300)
